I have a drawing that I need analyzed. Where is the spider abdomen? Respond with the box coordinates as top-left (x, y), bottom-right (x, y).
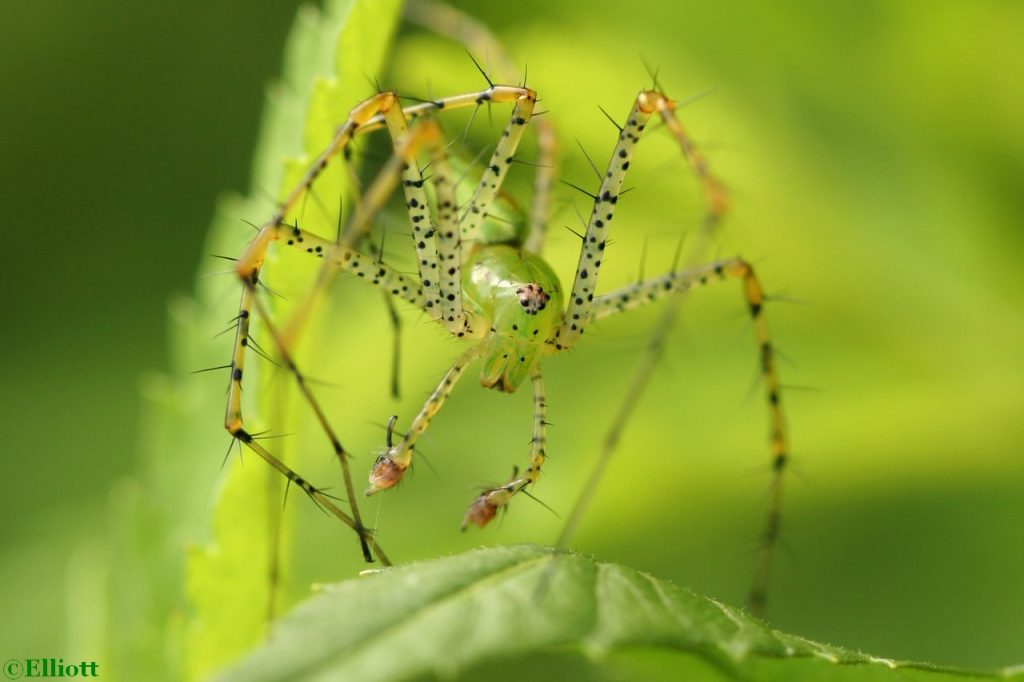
top-left (461, 244), bottom-right (563, 392)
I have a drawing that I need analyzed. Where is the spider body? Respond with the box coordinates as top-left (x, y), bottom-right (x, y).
top-left (463, 245), bottom-right (562, 392)
top-left (222, 6), bottom-right (791, 615)
top-left (366, 244), bottom-right (562, 496)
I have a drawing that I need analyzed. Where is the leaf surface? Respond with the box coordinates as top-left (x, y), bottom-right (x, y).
top-left (219, 545), bottom-right (1023, 682)
top-left (178, 1), bottom-right (403, 679)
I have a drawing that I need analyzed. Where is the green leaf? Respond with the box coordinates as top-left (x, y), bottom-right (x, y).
top-left (163, 1), bottom-right (402, 680)
top-left (217, 545), bottom-right (1022, 682)
top-left (88, 0), bottom-right (408, 677)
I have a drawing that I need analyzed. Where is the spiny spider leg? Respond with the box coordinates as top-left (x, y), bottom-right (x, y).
top-left (431, 82), bottom-right (538, 334)
top-left (228, 86), bottom-right (537, 545)
top-left (463, 366), bottom-right (547, 527)
top-left (274, 104), bottom-right (443, 352)
top-left (234, 92), bottom-right (406, 286)
top-left (457, 88), bottom-right (536, 238)
top-left (235, 87), bottom-right (537, 285)
top-left (382, 102), bottom-right (445, 318)
top-left (225, 287), bottom-right (392, 565)
top-left (363, 90), bottom-right (544, 494)
top-left (428, 138), bottom-right (469, 333)
top-left (404, 0), bottom-right (559, 254)
top-left (241, 286), bottom-right (385, 563)
top-left (588, 259), bottom-right (763, 322)
top-left (235, 87), bottom-right (537, 308)
top-left (358, 86), bottom-right (535, 136)
top-left (275, 85), bottom-right (537, 353)
top-left (552, 90), bottom-right (728, 350)
top-left (544, 88), bottom-right (786, 614)
top-left (226, 102), bottom-right (438, 563)
top-left (381, 92), bottom-right (534, 334)
top-left (264, 218), bottom-right (428, 308)
top-left (590, 257), bottom-right (788, 614)
top-left (367, 345), bottom-right (484, 494)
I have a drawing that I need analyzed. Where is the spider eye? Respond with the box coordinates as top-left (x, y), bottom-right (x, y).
top-left (517, 282), bottom-right (549, 315)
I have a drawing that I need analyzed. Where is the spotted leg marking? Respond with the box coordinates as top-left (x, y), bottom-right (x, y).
top-left (545, 89), bottom-right (789, 615)
top-left (275, 88), bottom-right (539, 351)
top-left (458, 90), bottom-right (536, 238)
top-left (237, 88), bottom-right (541, 288)
top-left (590, 259), bottom-right (737, 320)
top-left (234, 92), bottom-right (406, 288)
top-left (278, 222), bottom-right (428, 308)
top-left (226, 94), bottom-right (437, 563)
top-left (403, 0), bottom-right (559, 255)
top-left (552, 90), bottom-right (730, 351)
top-left (589, 257), bottom-right (788, 616)
top-left (224, 83), bottom-right (541, 563)
top-left (360, 85), bottom-right (537, 132)
top-left (275, 121), bottom-right (432, 352)
top-left (366, 345), bottom-right (484, 495)
top-left (463, 366), bottom-right (547, 528)
top-left (226, 86), bottom-right (541, 562)
top-left (235, 88), bottom-right (545, 291)
top-left (551, 93), bottom-right (653, 350)
top-left (381, 107), bottom-right (445, 318)
top-left (427, 133), bottom-right (471, 336)
top-left (224, 284), bottom-right (391, 565)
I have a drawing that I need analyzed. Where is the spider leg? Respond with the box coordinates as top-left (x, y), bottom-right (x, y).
top-left (224, 180), bottom-right (428, 565)
top-left (463, 366), bottom-right (548, 528)
top-left (227, 281), bottom-right (390, 564)
top-left (383, 105), bottom-right (445, 319)
top-left (391, 93), bottom-right (535, 335)
top-left (434, 85), bottom-right (538, 334)
top-left (424, 132), bottom-right (468, 334)
top-left (359, 85), bottom-right (537, 135)
top-left (546, 89), bottom-right (785, 615)
top-left (269, 221), bottom-right (428, 307)
top-left (224, 284), bottom-right (391, 566)
top-left (234, 92), bottom-right (404, 286)
top-left (225, 82), bottom-right (540, 563)
top-left (457, 88), bottom-right (536, 239)
top-left (404, 0), bottom-right (559, 254)
top-left (552, 90), bottom-right (728, 350)
top-left (367, 84), bottom-right (539, 338)
top-left (366, 345), bottom-right (484, 494)
top-left (276, 87), bottom-right (538, 348)
top-left (238, 87), bottom-right (539, 348)
top-left (564, 258), bottom-right (788, 615)
top-left (226, 96), bottom-right (450, 564)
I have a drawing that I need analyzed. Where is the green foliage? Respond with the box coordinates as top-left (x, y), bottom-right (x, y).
top-left (176, 1), bottom-right (1024, 679)
top-left (2, 0), bottom-right (1023, 679)
top-left (64, 1), bottom-right (1023, 679)
top-left (218, 546), bottom-right (1022, 681)
top-left (182, 1), bottom-right (403, 679)
top-left (88, 1), bottom-right (402, 680)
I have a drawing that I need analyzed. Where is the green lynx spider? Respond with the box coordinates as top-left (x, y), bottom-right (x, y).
top-left (222, 7), bottom-right (789, 615)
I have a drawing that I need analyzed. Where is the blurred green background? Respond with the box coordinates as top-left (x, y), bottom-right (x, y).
top-left (2, 0), bottom-right (1022, 675)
